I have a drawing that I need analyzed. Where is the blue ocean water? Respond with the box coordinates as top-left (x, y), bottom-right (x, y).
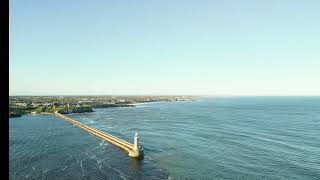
top-left (9, 97), bottom-right (320, 179)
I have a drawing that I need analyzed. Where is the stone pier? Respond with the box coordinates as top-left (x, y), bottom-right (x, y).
top-left (53, 112), bottom-right (143, 158)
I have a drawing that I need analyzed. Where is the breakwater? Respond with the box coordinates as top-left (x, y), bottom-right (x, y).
top-left (53, 112), bottom-right (143, 158)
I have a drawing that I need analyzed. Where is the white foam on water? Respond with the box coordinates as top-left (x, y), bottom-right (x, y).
top-left (111, 168), bottom-right (129, 180)
top-left (97, 159), bottom-right (103, 169)
top-left (135, 106), bottom-right (147, 108)
top-left (86, 152), bottom-right (96, 159)
top-left (41, 169), bottom-right (48, 180)
top-left (62, 165), bottom-right (68, 171)
top-left (80, 160), bottom-right (84, 177)
top-left (99, 141), bottom-right (104, 146)
top-left (99, 140), bottom-right (108, 147)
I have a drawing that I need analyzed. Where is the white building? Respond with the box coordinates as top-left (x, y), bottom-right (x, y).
top-left (15, 103), bottom-right (27, 107)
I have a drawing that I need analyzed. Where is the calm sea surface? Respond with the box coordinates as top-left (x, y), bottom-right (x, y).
top-left (9, 97), bottom-right (320, 179)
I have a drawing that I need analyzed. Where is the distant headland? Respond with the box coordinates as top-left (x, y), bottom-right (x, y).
top-left (9, 96), bottom-right (198, 118)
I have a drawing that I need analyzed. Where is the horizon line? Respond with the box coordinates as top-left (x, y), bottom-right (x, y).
top-left (9, 94), bottom-right (320, 97)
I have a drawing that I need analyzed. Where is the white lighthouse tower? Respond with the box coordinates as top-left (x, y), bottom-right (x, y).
top-left (133, 131), bottom-right (139, 151)
top-left (129, 131), bottom-right (141, 157)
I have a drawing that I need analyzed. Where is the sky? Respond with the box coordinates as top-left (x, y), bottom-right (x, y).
top-left (9, 0), bottom-right (320, 96)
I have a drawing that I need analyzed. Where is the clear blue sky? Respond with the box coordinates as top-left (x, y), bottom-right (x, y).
top-left (9, 0), bottom-right (320, 96)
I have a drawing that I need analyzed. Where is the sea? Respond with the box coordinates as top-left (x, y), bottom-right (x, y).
top-left (9, 97), bottom-right (320, 180)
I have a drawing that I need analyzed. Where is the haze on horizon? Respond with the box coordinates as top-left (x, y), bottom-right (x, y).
top-left (9, 0), bottom-right (320, 96)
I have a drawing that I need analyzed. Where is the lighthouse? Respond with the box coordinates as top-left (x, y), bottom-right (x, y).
top-left (133, 131), bottom-right (139, 151)
top-left (129, 131), bottom-right (141, 158)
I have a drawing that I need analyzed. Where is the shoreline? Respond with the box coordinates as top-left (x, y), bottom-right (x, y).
top-left (132, 98), bottom-right (198, 105)
top-left (9, 98), bottom-right (197, 118)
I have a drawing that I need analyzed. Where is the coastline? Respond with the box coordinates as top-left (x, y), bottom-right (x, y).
top-left (132, 98), bottom-right (198, 105)
top-left (9, 97), bottom-right (198, 118)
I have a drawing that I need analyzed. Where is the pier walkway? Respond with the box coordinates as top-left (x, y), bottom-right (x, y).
top-left (53, 112), bottom-right (143, 158)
